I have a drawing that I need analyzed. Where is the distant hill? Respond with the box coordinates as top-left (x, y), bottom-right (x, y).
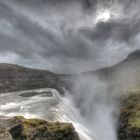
top-left (84, 50), bottom-right (140, 78)
top-left (0, 50), bottom-right (140, 94)
top-left (0, 63), bottom-right (63, 94)
top-left (82, 50), bottom-right (140, 95)
top-left (59, 50), bottom-right (140, 94)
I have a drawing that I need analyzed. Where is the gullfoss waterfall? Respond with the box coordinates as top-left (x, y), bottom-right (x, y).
top-left (0, 76), bottom-right (119, 140)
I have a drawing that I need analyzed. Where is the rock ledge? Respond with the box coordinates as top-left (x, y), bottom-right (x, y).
top-left (0, 116), bottom-right (80, 140)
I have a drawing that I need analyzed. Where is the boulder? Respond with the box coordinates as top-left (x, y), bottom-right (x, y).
top-left (0, 116), bottom-right (80, 140)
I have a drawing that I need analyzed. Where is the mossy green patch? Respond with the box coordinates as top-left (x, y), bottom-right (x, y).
top-left (8, 116), bottom-right (80, 140)
top-left (128, 111), bottom-right (140, 128)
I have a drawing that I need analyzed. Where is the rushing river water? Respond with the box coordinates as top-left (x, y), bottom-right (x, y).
top-left (0, 88), bottom-right (93, 140)
top-left (0, 86), bottom-right (118, 140)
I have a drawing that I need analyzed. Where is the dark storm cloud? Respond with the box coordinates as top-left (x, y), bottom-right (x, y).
top-left (11, 11), bottom-right (90, 60)
top-left (0, 0), bottom-right (93, 71)
top-left (79, 20), bottom-right (140, 43)
top-left (82, 0), bottom-right (138, 11)
top-left (0, 0), bottom-right (140, 73)
top-left (77, 0), bottom-right (140, 46)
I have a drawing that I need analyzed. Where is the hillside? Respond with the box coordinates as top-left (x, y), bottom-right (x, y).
top-left (1, 50), bottom-right (140, 94)
top-left (85, 50), bottom-right (140, 80)
top-left (59, 50), bottom-right (140, 94)
top-left (0, 63), bottom-right (63, 94)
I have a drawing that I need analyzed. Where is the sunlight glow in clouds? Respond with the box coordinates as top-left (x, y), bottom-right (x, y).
top-left (0, 0), bottom-right (139, 73)
top-left (95, 10), bottom-right (111, 23)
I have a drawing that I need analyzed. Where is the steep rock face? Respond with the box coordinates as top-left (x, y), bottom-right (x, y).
top-left (0, 116), bottom-right (80, 140)
top-left (0, 64), bottom-right (64, 94)
top-left (118, 93), bottom-right (140, 140)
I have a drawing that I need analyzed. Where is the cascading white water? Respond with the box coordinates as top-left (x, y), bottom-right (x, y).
top-left (0, 88), bottom-right (94, 140)
top-left (0, 75), bottom-right (119, 140)
top-left (0, 79), bottom-right (119, 140)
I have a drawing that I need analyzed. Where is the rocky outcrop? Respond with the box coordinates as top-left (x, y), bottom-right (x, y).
top-left (0, 116), bottom-right (80, 140)
top-left (118, 92), bottom-right (140, 140)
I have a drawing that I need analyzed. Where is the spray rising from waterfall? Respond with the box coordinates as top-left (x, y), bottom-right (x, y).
top-left (70, 74), bottom-right (119, 140)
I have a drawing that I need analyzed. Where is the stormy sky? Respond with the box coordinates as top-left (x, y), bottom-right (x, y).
top-left (0, 0), bottom-right (140, 73)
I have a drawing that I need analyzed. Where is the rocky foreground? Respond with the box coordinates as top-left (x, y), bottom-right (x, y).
top-left (0, 116), bottom-right (80, 140)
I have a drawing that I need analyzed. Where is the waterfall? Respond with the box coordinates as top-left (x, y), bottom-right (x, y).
top-left (0, 88), bottom-right (94, 140)
top-left (0, 71), bottom-right (119, 140)
top-left (0, 84), bottom-right (119, 140)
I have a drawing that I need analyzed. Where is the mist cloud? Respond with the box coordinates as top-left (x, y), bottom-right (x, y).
top-left (0, 0), bottom-right (140, 73)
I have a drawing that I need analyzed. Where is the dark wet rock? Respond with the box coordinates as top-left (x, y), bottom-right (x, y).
top-left (0, 116), bottom-right (80, 140)
top-left (19, 91), bottom-right (53, 97)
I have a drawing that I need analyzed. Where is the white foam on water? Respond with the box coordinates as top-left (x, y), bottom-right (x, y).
top-left (0, 88), bottom-right (94, 140)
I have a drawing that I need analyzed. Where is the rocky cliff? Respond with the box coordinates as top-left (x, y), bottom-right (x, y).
top-left (0, 64), bottom-right (64, 94)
